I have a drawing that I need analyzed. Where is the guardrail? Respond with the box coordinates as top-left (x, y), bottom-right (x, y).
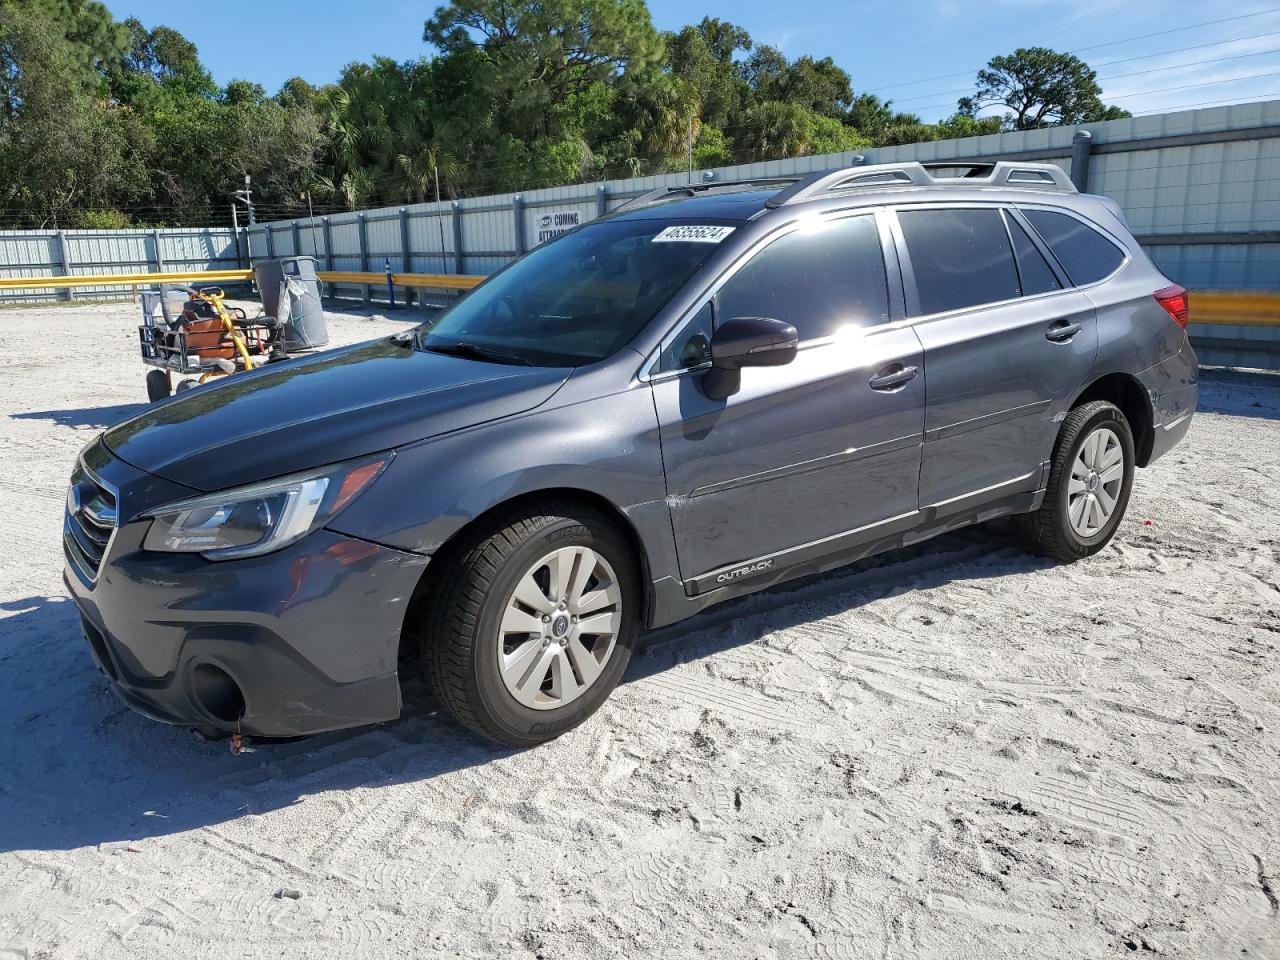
top-left (1188, 291), bottom-right (1280, 326)
top-left (0, 268), bottom-right (483, 293)
top-left (0, 268), bottom-right (1276, 331)
top-left (1186, 290), bottom-right (1280, 368)
top-left (0, 269), bottom-right (255, 290)
top-left (1, 269), bottom-right (1275, 365)
top-left (318, 270), bottom-right (483, 290)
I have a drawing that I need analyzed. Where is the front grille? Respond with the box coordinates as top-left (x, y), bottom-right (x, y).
top-left (64, 463), bottom-right (118, 580)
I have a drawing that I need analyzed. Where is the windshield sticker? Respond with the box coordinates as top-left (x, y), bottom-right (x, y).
top-left (652, 225), bottom-right (736, 243)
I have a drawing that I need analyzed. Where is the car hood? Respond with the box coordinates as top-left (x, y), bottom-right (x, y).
top-left (103, 337), bottom-right (571, 491)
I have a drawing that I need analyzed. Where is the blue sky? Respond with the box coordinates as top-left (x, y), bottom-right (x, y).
top-left (104, 0), bottom-right (1280, 122)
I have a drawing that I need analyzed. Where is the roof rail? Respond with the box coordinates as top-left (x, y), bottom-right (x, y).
top-left (764, 160), bottom-right (1076, 208)
top-left (613, 175), bottom-right (808, 213)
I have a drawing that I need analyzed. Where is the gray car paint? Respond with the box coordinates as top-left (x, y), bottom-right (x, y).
top-left (890, 205), bottom-right (1100, 509)
top-left (65, 177), bottom-right (1198, 736)
top-left (103, 337), bottom-right (573, 491)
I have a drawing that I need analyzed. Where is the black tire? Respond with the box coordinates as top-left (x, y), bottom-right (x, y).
top-left (175, 378), bottom-right (199, 393)
top-left (145, 369), bottom-right (171, 402)
top-left (422, 503), bottom-right (641, 747)
top-left (1015, 400), bottom-right (1136, 562)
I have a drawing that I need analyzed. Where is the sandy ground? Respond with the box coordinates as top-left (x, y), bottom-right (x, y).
top-left (0, 299), bottom-right (1278, 960)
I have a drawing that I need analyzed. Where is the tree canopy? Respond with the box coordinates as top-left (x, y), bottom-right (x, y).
top-left (958, 47), bottom-right (1129, 130)
top-left (0, 1), bottom-right (1123, 229)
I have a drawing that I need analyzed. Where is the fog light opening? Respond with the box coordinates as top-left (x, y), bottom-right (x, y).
top-left (190, 663), bottom-right (246, 724)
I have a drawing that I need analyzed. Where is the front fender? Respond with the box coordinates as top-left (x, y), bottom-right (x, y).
top-left (326, 381), bottom-right (678, 588)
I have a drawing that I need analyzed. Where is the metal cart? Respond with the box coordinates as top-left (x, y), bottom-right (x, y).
top-left (138, 286), bottom-right (284, 401)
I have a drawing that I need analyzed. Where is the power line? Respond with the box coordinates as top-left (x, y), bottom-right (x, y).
top-left (868, 7), bottom-right (1280, 91)
top-left (890, 39), bottom-right (1280, 106)
top-left (1106, 68), bottom-right (1280, 101)
top-left (1130, 92), bottom-right (1280, 115)
top-left (1102, 46), bottom-right (1280, 82)
top-left (899, 67), bottom-right (1280, 115)
top-left (1091, 28), bottom-right (1280, 68)
top-left (1074, 8), bottom-right (1280, 53)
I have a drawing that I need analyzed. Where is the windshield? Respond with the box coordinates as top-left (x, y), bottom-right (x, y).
top-left (417, 218), bottom-right (730, 367)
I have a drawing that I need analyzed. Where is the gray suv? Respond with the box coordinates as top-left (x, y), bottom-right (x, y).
top-left (64, 161), bottom-right (1198, 747)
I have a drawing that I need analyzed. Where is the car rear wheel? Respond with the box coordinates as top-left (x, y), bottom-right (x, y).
top-left (1016, 400), bottom-right (1135, 562)
top-left (422, 503), bottom-right (639, 747)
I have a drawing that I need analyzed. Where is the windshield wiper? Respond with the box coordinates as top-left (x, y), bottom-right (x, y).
top-left (420, 339), bottom-right (534, 366)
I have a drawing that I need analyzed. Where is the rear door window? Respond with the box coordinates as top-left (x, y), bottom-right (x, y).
top-left (897, 208), bottom-right (1021, 316)
top-left (1006, 213), bottom-right (1062, 297)
top-left (1022, 208), bottom-right (1126, 286)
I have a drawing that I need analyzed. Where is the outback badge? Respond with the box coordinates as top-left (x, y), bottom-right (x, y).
top-left (716, 559), bottom-right (775, 584)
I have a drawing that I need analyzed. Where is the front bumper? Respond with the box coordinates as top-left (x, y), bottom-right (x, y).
top-left (63, 443), bottom-right (429, 737)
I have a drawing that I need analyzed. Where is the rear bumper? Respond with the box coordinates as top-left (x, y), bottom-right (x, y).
top-left (65, 510), bottom-right (429, 738)
top-left (1139, 337), bottom-right (1199, 465)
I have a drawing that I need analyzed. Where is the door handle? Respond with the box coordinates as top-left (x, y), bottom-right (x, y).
top-left (868, 363), bottom-right (919, 391)
top-left (1046, 320), bottom-right (1082, 342)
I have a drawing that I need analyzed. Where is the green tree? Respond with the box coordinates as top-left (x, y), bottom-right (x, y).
top-left (744, 48), bottom-right (852, 119)
top-left (425, 0), bottom-right (663, 126)
top-left (0, 1), bottom-right (1114, 230)
top-left (958, 47), bottom-right (1130, 130)
top-left (0, 5), bottom-right (146, 226)
top-left (662, 17), bottom-right (751, 131)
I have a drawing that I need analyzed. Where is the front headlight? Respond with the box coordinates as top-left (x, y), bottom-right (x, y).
top-left (142, 454), bottom-right (391, 560)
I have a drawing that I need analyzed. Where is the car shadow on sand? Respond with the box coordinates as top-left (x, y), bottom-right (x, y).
top-left (11, 401), bottom-right (147, 430)
top-left (0, 592), bottom-right (510, 855)
top-left (0, 527), bottom-right (1039, 855)
top-left (1198, 368), bottom-right (1280, 422)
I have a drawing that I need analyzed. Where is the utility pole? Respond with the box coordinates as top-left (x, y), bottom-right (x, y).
top-left (233, 175), bottom-right (256, 268)
top-left (301, 190), bottom-right (319, 257)
top-left (234, 174), bottom-right (255, 225)
top-left (434, 164), bottom-right (449, 275)
top-left (687, 115), bottom-right (694, 182)
top-left (231, 202), bottom-right (243, 269)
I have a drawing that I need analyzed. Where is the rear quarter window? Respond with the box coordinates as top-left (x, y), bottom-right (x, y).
top-left (1022, 208), bottom-right (1126, 286)
top-left (1006, 213), bottom-right (1062, 297)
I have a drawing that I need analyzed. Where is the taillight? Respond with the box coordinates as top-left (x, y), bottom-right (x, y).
top-left (1154, 284), bottom-right (1189, 328)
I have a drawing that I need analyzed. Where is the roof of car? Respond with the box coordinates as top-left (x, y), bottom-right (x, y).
top-left (609, 161), bottom-right (1081, 224)
top-left (610, 188), bottom-right (779, 222)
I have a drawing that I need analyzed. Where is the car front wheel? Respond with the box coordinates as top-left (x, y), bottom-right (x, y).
top-left (422, 503), bottom-right (639, 747)
top-left (1016, 400), bottom-right (1136, 562)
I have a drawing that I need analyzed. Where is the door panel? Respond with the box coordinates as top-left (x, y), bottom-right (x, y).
top-left (652, 326), bottom-right (925, 585)
top-left (912, 292), bottom-right (1098, 508)
top-left (891, 204), bottom-right (1099, 511)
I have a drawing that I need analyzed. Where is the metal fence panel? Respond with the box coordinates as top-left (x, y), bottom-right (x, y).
top-left (3, 100), bottom-right (1279, 364)
top-left (1148, 242), bottom-right (1280, 291)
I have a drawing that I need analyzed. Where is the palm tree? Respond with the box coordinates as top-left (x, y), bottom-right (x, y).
top-left (394, 112), bottom-right (459, 204)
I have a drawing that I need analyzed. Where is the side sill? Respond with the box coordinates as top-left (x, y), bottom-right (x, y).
top-left (646, 485), bottom-right (1045, 628)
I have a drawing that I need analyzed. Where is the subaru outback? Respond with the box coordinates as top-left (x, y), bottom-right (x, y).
top-left (64, 161), bottom-right (1198, 747)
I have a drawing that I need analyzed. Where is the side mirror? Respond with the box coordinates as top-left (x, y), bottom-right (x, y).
top-left (701, 316), bottom-right (798, 400)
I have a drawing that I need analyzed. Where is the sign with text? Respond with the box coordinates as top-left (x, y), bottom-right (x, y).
top-left (536, 210), bottom-right (582, 245)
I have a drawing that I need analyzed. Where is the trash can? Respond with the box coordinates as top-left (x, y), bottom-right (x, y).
top-left (253, 256), bottom-right (328, 350)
